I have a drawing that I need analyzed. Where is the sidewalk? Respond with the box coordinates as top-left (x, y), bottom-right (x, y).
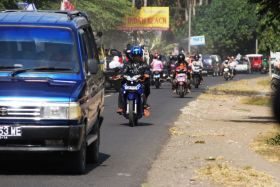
top-left (145, 77), bottom-right (280, 187)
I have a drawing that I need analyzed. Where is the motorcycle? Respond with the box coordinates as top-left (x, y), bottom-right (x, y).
top-left (261, 66), bottom-right (269, 74)
top-left (105, 68), bottom-right (121, 92)
top-left (162, 68), bottom-right (169, 81)
top-left (192, 65), bottom-right (202, 88)
top-left (175, 71), bottom-right (188, 98)
top-left (152, 71), bottom-right (161, 89)
top-left (223, 67), bottom-right (234, 81)
top-left (169, 63), bottom-right (176, 80)
top-left (271, 73), bottom-right (280, 92)
top-left (121, 74), bottom-right (144, 127)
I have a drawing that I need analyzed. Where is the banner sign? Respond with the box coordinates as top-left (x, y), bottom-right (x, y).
top-left (120, 7), bottom-right (169, 31)
top-left (190, 35), bottom-right (206, 46)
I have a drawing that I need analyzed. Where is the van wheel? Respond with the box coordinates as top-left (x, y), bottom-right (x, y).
top-left (68, 138), bottom-right (87, 174)
top-left (87, 126), bottom-right (100, 164)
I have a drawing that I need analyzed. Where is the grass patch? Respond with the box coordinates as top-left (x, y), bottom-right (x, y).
top-left (258, 79), bottom-right (270, 87)
top-left (267, 134), bottom-right (280, 146)
top-left (251, 127), bottom-right (280, 163)
top-left (242, 96), bottom-right (271, 106)
top-left (208, 77), bottom-right (271, 96)
top-left (198, 163), bottom-right (277, 187)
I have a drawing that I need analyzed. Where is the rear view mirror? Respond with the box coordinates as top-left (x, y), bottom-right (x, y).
top-left (88, 59), bottom-right (99, 74)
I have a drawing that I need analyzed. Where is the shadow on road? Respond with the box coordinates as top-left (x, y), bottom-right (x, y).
top-left (171, 95), bottom-right (194, 99)
top-left (0, 152), bottom-right (110, 175)
top-left (226, 118), bottom-right (276, 124)
top-left (248, 116), bottom-right (275, 120)
top-left (119, 122), bottom-right (154, 127)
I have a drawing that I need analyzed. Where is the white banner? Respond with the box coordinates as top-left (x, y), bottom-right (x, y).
top-left (190, 35), bottom-right (205, 46)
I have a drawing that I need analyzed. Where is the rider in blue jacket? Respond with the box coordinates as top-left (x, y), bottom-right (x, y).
top-left (117, 46), bottom-right (151, 113)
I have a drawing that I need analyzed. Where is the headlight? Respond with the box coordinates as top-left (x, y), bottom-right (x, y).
top-left (42, 103), bottom-right (81, 120)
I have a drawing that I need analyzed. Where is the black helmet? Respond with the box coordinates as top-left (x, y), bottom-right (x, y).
top-left (177, 53), bottom-right (185, 62)
top-left (194, 54), bottom-right (200, 61)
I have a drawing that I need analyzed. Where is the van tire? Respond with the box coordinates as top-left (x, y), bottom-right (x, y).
top-left (68, 137), bottom-right (87, 174)
top-left (87, 125), bottom-right (100, 164)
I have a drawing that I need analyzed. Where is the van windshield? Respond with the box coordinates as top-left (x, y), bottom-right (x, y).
top-left (0, 27), bottom-right (79, 73)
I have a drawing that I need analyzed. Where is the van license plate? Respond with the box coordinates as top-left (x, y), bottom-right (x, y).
top-left (0, 126), bottom-right (22, 139)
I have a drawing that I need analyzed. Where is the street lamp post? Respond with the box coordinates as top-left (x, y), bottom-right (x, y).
top-left (188, 0), bottom-right (192, 54)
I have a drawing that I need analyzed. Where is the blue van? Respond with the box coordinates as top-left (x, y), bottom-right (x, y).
top-left (0, 10), bottom-right (104, 174)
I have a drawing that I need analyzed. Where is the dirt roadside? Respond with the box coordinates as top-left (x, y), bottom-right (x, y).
top-left (145, 77), bottom-right (280, 187)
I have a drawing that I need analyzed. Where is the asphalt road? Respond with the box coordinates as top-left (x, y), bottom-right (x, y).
top-left (0, 74), bottom-right (263, 187)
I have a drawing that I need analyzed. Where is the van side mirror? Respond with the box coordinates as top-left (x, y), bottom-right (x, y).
top-left (88, 59), bottom-right (99, 74)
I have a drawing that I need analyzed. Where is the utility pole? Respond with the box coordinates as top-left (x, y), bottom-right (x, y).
top-left (188, 0), bottom-right (192, 54)
top-left (255, 38), bottom-right (259, 54)
top-left (132, 0), bottom-right (137, 44)
top-left (144, 0), bottom-right (147, 7)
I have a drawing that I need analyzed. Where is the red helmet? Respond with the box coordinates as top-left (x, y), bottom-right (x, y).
top-left (154, 53), bottom-right (159, 59)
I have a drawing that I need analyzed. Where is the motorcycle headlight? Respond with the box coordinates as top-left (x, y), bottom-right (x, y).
top-left (42, 103), bottom-right (81, 120)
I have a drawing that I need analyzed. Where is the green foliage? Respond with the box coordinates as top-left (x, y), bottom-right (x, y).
top-left (0, 0), bottom-right (132, 31)
top-left (76, 0), bottom-right (132, 31)
top-left (267, 134), bottom-right (280, 146)
top-left (174, 0), bottom-right (258, 56)
top-left (249, 0), bottom-right (280, 20)
top-left (248, 0), bottom-right (280, 52)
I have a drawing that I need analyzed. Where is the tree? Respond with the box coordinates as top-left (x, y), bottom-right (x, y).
top-left (0, 0), bottom-right (132, 31)
top-left (174, 0), bottom-right (258, 56)
top-left (76, 0), bottom-right (132, 31)
top-left (249, 0), bottom-right (280, 20)
top-left (248, 0), bottom-right (280, 53)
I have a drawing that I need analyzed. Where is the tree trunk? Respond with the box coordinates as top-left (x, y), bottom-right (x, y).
top-left (193, 0), bottom-right (196, 16)
top-left (185, 8), bottom-right (189, 21)
top-left (177, 0), bottom-right (182, 8)
top-left (199, 0), bottom-right (203, 5)
top-left (144, 0), bottom-right (147, 6)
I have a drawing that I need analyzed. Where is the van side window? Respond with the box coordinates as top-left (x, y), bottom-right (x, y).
top-left (81, 28), bottom-right (94, 60)
top-left (87, 26), bottom-right (100, 61)
top-left (79, 29), bottom-right (89, 73)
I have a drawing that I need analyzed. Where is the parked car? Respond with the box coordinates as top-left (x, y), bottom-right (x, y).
top-left (202, 54), bottom-right (222, 76)
top-left (234, 58), bottom-right (251, 74)
top-left (0, 10), bottom-right (105, 174)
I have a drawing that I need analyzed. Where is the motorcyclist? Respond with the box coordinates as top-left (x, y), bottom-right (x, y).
top-left (150, 53), bottom-right (164, 73)
top-left (123, 43), bottom-right (132, 63)
top-left (172, 53), bottom-right (190, 93)
top-left (191, 54), bottom-right (204, 81)
top-left (229, 56), bottom-right (237, 76)
top-left (223, 60), bottom-right (231, 76)
top-left (262, 57), bottom-right (269, 69)
top-left (117, 46), bottom-right (151, 114)
top-left (109, 56), bottom-right (123, 69)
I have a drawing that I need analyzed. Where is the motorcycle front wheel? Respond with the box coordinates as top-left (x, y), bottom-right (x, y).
top-left (128, 100), bottom-right (137, 127)
top-left (224, 75), bottom-right (229, 81)
top-left (178, 85), bottom-right (185, 98)
top-left (155, 79), bottom-right (160, 89)
top-left (194, 77), bottom-right (199, 88)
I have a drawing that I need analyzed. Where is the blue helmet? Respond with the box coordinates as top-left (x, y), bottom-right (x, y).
top-left (130, 46), bottom-right (143, 57)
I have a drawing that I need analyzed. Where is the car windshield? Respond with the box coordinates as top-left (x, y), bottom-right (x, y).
top-left (202, 56), bottom-right (212, 65)
top-left (0, 27), bottom-right (79, 73)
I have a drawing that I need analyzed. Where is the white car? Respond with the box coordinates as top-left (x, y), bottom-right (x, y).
top-left (234, 60), bottom-right (250, 73)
